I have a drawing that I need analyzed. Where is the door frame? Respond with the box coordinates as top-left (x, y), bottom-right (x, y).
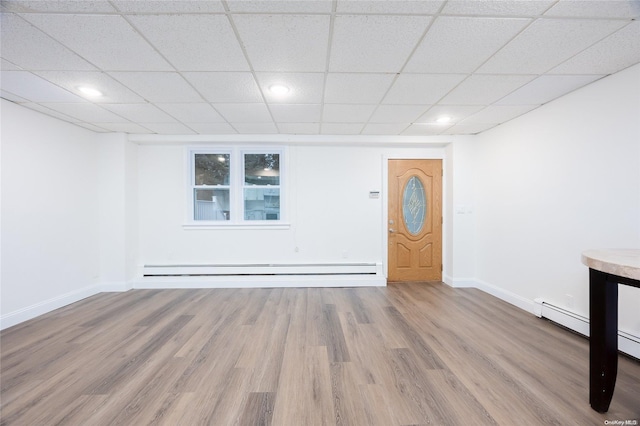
top-left (381, 153), bottom-right (448, 282)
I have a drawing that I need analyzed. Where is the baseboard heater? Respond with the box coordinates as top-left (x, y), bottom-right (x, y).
top-left (143, 263), bottom-right (379, 277)
top-left (534, 298), bottom-right (640, 359)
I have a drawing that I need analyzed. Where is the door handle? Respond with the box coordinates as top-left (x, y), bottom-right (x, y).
top-left (389, 228), bottom-right (395, 233)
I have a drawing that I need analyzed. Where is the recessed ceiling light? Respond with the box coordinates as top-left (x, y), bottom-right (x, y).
top-left (436, 116), bottom-right (452, 124)
top-left (269, 84), bottom-right (290, 95)
top-left (77, 86), bottom-right (103, 97)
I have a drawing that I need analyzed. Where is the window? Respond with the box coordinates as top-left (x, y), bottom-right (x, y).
top-left (188, 147), bottom-right (285, 226)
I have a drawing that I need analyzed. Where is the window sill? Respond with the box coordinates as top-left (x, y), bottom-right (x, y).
top-left (183, 222), bottom-right (291, 230)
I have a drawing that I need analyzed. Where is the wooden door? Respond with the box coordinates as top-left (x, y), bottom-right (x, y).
top-left (388, 159), bottom-right (442, 282)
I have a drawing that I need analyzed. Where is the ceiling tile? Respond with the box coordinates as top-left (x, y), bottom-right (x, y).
top-left (188, 123), bottom-right (237, 134)
top-left (361, 123), bottom-right (411, 135)
top-left (2, 0), bottom-right (638, 137)
top-left (155, 103), bottom-right (226, 123)
top-left (233, 15), bottom-right (330, 72)
top-left (368, 105), bottom-right (428, 123)
top-left (439, 74), bottom-right (535, 105)
top-left (383, 73), bottom-right (467, 104)
top-left (442, 123), bottom-right (497, 134)
top-left (100, 103), bottom-right (178, 123)
top-left (336, 0), bottom-right (444, 14)
top-left (270, 104), bottom-right (322, 123)
top-left (141, 123), bottom-right (197, 134)
top-left (460, 105), bottom-right (538, 124)
top-left (232, 123), bottom-right (278, 134)
top-left (550, 21), bottom-right (640, 75)
top-left (3, 1), bottom-right (116, 13)
top-left (321, 123), bottom-right (363, 134)
top-left (73, 122), bottom-right (110, 133)
top-left (441, 1), bottom-right (555, 16)
top-left (128, 15), bottom-right (249, 72)
top-left (323, 104), bottom-right (377, 122)
top-left (1, 59), bottom-right (21, 70)
top-left (1, 14), bottom-right (96, 71)
top-left (278, 123), bottom-right (321, 134)
top-left (111, 0), bottom-right (225, 13)
top-left (1, 71), bottom-right (87, 102)
top-left (329, 15), bottom-right (432, 72)
top-left (98, 123), bottom-right (154, 134)
top-left (544, 0), bottom-right (640, 19)
top-left (228, 0), bottom-right (332, 13)
top-left (214, 103), bottom-right (273, 123)
top-left (34, 71), bottom-right (145, 103)
top-left (324, 73), bottom-right (395, 104)
top-left (478, 18), bottom-right (627, 74)
top-left (109, 72), bottom-right (203, 102)
top-left (401, 123), bottom-right (452, 135)
top-left (405, 17), bottom-right (530, 73)
top-left (183, 72), bottom-right (262, 103)
top-left (496, 74), bottom-right (603, 105)
top-left (38, 102), bottom-right (132, 122)
top-left (19, 102), bottom-right (82, 122)
top-left (256, 73), bottom-right (325, 104)
top-left (22, 14), bottom-right (172, 71)
top-left (417, 105), bottom-right (484, 123)
top-left (1, 89), bottom-right (29, 103)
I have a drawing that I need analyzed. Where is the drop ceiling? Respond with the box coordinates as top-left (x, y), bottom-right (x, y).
top-left (1, 0), bottom-right (639, 136)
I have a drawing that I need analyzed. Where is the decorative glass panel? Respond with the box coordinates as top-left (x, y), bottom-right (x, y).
top-left (244, 188), bottom-right (280, 221)
top-left (194, 189), bottom-right (230, 221)
top-left (402, 176), bottom-right (426, 235)
top-left (244, 153), bottom-right (280, 186)
top-left (194, 154), bottom-right (230, 185)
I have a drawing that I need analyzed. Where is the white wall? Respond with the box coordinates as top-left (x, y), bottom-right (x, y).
top-left (97, 132), bottom-right (139, 290)
top-left (445, 136), bottom-right (478, 286)
top-left (468, 64), bottom-right (640, 339)
top-left (1, 100), bottom-right (101, 327)
top-left (137, 143), bottom-right (446, 271)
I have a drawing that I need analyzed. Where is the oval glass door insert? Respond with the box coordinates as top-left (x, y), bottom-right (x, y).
top-left (402, 176), bottom-right (426, 235)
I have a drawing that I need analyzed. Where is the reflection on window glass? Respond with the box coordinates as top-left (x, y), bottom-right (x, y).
top-left (194, 189), bottom-right (230, 221)
top-left (195, 154), bottom-right (230, 185)
top-left (244, 188), bottom-right (280, 221)
top-left (244, 154), bottom-right (279, 186)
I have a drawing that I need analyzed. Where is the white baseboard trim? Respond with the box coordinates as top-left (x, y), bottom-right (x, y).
top-left (473, 279), bottom-right (537, 314)
top-left (534, 299), bottom-right (640, 359)
top-left (452, 278), bottom-right (536, 314)
top-left (100, 281), bottom-right (133, 292)
top-left (448, 277), bottom-right (639, 359)
top-left (1, 283), bottom-right (103, 330)
top-left (446, 277), bottom-right (478, 288)
top-left (132, 273), bottom-right (386, 289)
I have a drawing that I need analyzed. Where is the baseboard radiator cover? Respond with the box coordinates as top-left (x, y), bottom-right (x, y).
top-left (534, 298), bottom-right (640, 360)
top-left (136, 262), bottom-right (386, 289)
top-left (143, 262), bottom-right (381, 277)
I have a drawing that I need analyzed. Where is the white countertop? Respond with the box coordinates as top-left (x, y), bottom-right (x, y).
top-left (581, 249), bottom-right (640, 281)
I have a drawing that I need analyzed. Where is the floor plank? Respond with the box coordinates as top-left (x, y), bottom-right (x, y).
top-left (1, 283), bottom-right (639, 425)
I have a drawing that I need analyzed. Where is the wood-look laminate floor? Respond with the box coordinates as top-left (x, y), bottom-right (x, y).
top-left (1, 283), bottom-right (638, 425)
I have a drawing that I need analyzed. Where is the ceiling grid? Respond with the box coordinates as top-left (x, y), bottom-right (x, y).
top-left (1, 0), bottom-right (639, 135)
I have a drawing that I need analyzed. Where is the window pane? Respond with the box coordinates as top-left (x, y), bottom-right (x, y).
top-left (402, 176), bottom-right (426, 235)
top-left (195, 154), bottom-right (230, 185)
top-left (194, 189), bottom-right (230, 221)
top-left (244, 153), bottom-right (280, 186)
top-left (244, 188), bottom-right (280, 221)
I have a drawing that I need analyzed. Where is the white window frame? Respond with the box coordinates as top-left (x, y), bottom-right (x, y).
top-left (185, 146), bottom-right (288, 229)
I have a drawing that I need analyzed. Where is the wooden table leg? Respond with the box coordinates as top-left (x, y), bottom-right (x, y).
top-left (589, 268), bottom-right (618, 413)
